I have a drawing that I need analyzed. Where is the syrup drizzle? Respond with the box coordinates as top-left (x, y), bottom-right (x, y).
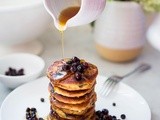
top-left (58, 6), bottom-right (80, 59)
top-left (60, 31), bottom-right (65, 58)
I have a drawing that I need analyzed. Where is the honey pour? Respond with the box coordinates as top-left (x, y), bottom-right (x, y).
top-left (58, 6), bottom-right (80, 58)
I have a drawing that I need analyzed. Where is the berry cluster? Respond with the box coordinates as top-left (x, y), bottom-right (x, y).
top-left (96, 109), bottom-right (126, 120)
top-left (25, 107), bottom-right (44, 120)
top-left (5, 67), bottom-right (24, 76)
top-left (62, 57), bottom-right (88, 81)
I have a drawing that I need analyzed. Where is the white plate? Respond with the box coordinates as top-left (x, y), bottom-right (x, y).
top-left (0, 76), bottom-right (151, 120)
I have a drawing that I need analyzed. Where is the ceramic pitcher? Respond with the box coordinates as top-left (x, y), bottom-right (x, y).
top-left (44, 0), bottom-right (106, 31)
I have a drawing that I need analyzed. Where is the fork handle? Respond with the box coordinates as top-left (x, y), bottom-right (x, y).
top-left (121, 63), bottom-right (151, 79)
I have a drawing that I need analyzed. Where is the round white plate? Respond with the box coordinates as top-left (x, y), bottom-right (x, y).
top-left (0, 76), bottom-right (151, 120)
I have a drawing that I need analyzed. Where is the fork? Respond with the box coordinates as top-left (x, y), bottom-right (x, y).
top-left (99, 63), bottom-right (151, 96)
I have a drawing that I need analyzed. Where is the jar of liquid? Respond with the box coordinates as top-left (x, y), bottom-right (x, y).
top-left (44, 0), bottom-right (106, 31)
top-left (94, 1), bottom-right (146, 62)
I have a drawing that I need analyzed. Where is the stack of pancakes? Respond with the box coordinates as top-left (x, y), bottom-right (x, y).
top-left (47, 58), bottom-right (98, 120)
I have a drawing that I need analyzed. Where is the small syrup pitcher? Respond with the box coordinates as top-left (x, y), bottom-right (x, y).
top-left (43, 0), bottom-right (106, 31)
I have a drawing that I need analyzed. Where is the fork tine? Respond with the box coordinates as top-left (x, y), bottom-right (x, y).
top-left (99, 79), bottom-right (110, 93)
top-left (104, 78), bottom-right (110, 84)
top-left (100, 80), bottom-right (113, 95)
top-left (104, 82), bottom-right (117, 96)
top-left (102, 80), bottom-right (114, 96)
top-left (98, 78), bottom-right (110, 93)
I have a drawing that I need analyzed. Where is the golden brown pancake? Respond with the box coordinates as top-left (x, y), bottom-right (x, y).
top-left (50, 83), bottom-right (95, 98)
top-left (51, 102), bottom-right (95, 116)
top-left (51, 91), bottom-right (95, 105)
top-left (88, 113), bottom-right (96, 120)
top-left (84, 112), bottom-right (95, 120)
top-left (50, 93), bottom-right (97, 112)
top-left (47, 59), bottom-right (98, 91)
top-left (48, 114), bottom-right (95, 120)
top-left (49, 107), bottom-right (95, 120)
top-left (53, 77), bottom-right (96, 91)
top-left (48, 113), bottom-right (95, 120)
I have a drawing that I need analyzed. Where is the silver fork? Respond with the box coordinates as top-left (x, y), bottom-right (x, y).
top-left (99, 63), bottom-right (151, 96)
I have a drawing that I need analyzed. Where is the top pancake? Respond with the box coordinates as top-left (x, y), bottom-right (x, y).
top-left (47, 59), bottom-right (98, 91)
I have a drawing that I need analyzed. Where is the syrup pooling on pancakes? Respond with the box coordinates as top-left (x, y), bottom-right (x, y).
top-left (48, 60), bottom-right (67, 80)
top-left (47, 57), bottom-right (98, 91)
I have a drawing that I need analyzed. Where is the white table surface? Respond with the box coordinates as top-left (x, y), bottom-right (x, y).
top-left (0, 25), bottom-right (160, 120)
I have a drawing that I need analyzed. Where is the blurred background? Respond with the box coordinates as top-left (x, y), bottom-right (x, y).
top-left (0, 0), bottom-right (159, 62)
top-left (0, 0), bottom-right (160, 119)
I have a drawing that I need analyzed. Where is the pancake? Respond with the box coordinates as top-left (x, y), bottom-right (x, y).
top-left (49, 107), bottom-right (95, 120)
top-left (50, 93), bottom-right (97, 112)
top-left (51, 101), bottom-right (95, 115)
top-left (51, 90), bottom-right (95, 104)
top-left (88, 113), bottom-right (96, 120)
top-left (48, 113), bottom-right (95, 120)
top-left (47, 59), bottom-right (98, 91)
top-left (84, 112), bottom-right (95, 120)
top-left (48, 115), bottom-right (95, 120)
top-left (50, 83), bottom-right (94, 98)
top-left (52, 106), bottom-right (95, 119)
top-left (51, 104), bottom-right (93, 116)
top-left (53, 76), bottom-right (96, 91)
